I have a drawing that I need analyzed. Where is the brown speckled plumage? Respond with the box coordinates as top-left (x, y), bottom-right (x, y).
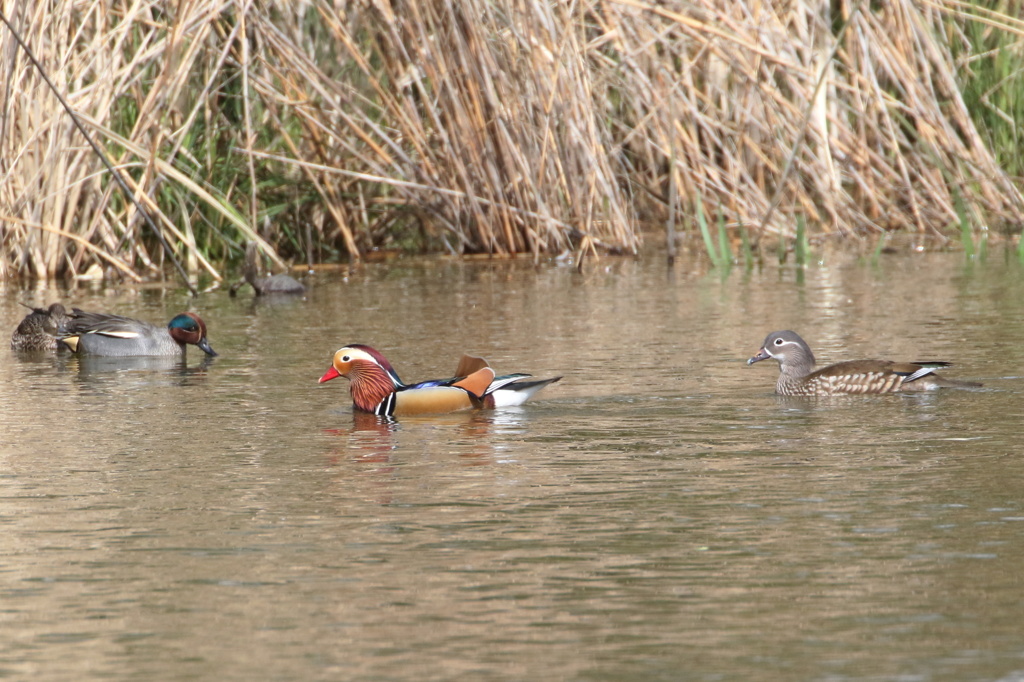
top-left (11, 303), bottom-right (70, 351)
top-left (748, 330), bottom-right (981, 396)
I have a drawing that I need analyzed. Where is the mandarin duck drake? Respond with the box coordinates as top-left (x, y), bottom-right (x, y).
top-left (747, 330), bottom-right (981, 396)
top-left (11, 303), bottom-right (70, 351)
top-left (58, 310), bottom-right (217, 357)
top-left (319, 344), bottom-right (562, 417)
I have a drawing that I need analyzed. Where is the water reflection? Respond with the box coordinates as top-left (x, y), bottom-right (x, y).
top-left (70, 354), bottom-right (216, 376)
top-left (325, 407), bottom-right (535, 469)
top-left (326, 411), bottom-right (399, 464)
top-left (1, 251), bottom-right (1024, 679)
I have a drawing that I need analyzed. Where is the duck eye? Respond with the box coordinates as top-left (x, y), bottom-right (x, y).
top-left (341, 355), bottom-right (351, 362)
top-left (774, 338), bottom-right (784, 346)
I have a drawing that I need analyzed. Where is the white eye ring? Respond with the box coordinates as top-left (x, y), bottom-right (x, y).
top-left (342, 355), bottom-right (351, 362)
top-left (774, 338), bottom-right (784, 346)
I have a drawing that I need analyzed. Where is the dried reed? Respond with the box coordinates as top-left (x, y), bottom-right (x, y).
top-left (0, 0), bottom-right (1022, 280)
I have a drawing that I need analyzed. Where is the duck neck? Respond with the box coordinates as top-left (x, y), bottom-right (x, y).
top-left (779, 349), bottom-right (815, 380)
top-left (350, 366), bottom-right (401, 413)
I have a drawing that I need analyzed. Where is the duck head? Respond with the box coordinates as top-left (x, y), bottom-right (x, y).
top-left (319, 344), bottom-right (403, 413)
top-left (747, 330), bottom-right (815, 374)
top-left (168, 313), bottom-right (217, 356)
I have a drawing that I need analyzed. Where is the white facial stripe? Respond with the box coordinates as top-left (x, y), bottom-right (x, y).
top-left (768, 339), bottom-right (800, 356)
top-left (338, 347), bottom-right (381, 367)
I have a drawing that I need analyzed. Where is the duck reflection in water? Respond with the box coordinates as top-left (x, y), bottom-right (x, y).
top-left (324, 406), bottom-right (533, 477)
top-left (60, 354), bottom-right (217, 395)
top-left (322, 408), bottom-right (538, 505)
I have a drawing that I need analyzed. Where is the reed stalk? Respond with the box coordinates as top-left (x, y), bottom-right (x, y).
top-left (795, 216), bottom-right (809, 267)
top-left (956, 191), bottom-right (975, 259)
top-left (740, 228), bottom-right (755, 270)
top-left (712, 207), bottom-right (732, 271)
top-left (0, 0), bottom-right (1022, 280)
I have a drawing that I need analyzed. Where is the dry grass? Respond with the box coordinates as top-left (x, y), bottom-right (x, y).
top-left (0, 0), bottom-right (1022, 280)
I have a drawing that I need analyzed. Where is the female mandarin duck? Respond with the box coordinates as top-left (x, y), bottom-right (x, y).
top-left (747, 330), bottom-right (980, 396)
top-left (319, 344), bottom-right (561, 417)
top-left (11, 303), bottom-right (70, 351)
top-left (58, 309), bottom-right (217, 357)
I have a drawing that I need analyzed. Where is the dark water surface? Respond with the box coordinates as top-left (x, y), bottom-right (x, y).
top-left (2, 250), bottom-right (1023, 680)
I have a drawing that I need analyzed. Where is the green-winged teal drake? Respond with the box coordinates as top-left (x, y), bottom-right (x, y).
top-left (59, 310), bottom-right (217, 358)
top-left (747, 330), bottom-right (981, 396)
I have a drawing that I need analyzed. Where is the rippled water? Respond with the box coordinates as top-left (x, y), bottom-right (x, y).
top-left (2, 249), bottom-right (1024, 680)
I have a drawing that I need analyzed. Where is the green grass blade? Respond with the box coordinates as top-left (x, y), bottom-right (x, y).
top-left (870, 234), bottom-right (886, 265)
top-left (740, 227), bottom-right (754, 270)
top-left (716, 207), bottom-right (732, 269)
top-left (696, 194), bottom-right (721, 268)
top-left (795, 215), bottom-right (807, 266)
top-left (954, 191), bottom-right (974, 260)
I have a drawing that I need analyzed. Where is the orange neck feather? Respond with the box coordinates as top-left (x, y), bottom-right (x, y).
top-left (349, 363), bottom-right (399, 413)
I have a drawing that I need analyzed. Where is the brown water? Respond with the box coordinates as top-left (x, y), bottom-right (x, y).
top-left (2, 250), bottom-right (1023, 681)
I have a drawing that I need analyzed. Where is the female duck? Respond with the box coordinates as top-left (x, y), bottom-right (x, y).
top-left (319, 344), bottom-right (560, 417)
top-left (59, 310), bottom-right (217, 358)
top-left (11, 303), bottom-right (70, 351)
top-left (230, 241), bottom-right (305, 297)
top-left (747, 330), bottom-right (979, 395)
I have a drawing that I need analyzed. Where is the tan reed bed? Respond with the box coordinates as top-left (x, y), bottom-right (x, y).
top-left (0, 0), bottom-right (280, 282)
top-left (0, 0), bottom-right (1021, 280)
